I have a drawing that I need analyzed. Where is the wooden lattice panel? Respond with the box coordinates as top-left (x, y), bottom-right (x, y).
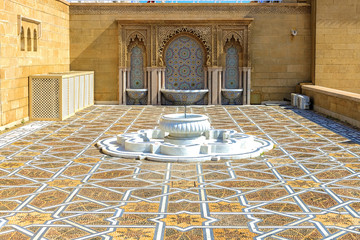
top-left (31, 78), bottom-right (60, 119)
top-left (30, 71), bottom-right (94, 121)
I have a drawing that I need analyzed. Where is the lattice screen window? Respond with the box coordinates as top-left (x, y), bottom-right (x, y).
top-left (31, 78), bottom-right (59, 119)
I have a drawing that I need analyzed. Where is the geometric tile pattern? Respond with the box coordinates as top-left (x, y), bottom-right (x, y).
top-left (0, 121), bottom-right (53, 148)
top-left (165, 36), bottom-right (205, 90)
top-left (0, 105), bottom-right (359, 239)
top-left (130, 46), bottom-right (144, 89)
top-left (225, 46), bottom-right (239, 89)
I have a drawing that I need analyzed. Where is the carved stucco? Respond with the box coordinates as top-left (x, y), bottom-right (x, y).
top-left (127, 31), bottom-right (146, 47)
top-left (70, 5), bottom-right (310, 15)
top-left (157, 26), bottom-right (212, 66)
top-left (223, 30), bottom-right (244, 47)
top-left (120, 22), bottom-right (251, 69)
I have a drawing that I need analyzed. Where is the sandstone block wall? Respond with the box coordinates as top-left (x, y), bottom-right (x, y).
top-left (248, 5), bottom-right (311, 102)
top-left (314, 0), bottom-right (360, 94)
top-left (0, 0), bottom-right (70, 127)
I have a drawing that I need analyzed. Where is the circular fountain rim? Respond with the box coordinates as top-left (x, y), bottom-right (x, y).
top-left (160, 89), bottom-right (209, 93)
top-left (97, 109), bottom-right (274, 162)
top-left (126, 88), bottom-right (148, 92)
top-left (161, 113), bottom-right (208, 122)
top-left (221, 89), bottom-right (244, 92)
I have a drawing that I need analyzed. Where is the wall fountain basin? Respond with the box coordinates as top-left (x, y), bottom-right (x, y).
top-left (222, 89), bottom-right (243, 105)
top-left (97, 111), bottom-right (274, 162)
top-left (126, 89), bottom-right (148, 105)
top-left (161, 89), bottom-right (208, 105)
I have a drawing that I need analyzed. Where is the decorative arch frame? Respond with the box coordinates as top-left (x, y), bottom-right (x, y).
top-left (127, 35), bottom-right (147, 68)
top-left (223, 31), bottom-right (243, 48)
top-left (224, 36), bottom-right (243, 56)
top-left (127, 35), bottom-right (147, 89)
top-left (126, 31), bottom-right (146, 47)
top-left (159, 28), bottom-right (211, 67)
top-left (163, 33), bottom-right (207, 90)
top-left (222, 35), bottom-right (244, 69)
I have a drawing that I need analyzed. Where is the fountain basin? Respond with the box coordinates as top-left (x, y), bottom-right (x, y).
top-left (97, 113), bottom-right (274, 162)
top-left (97, 128), bottom-right (273, 162)
top-left (161, 89), bottom-right (208, 105)
top-left (222, 89), bottom-right (243, 105)
top-left (159, 114), bottom-right (210, 143)
top-left (160, 113), bottom-right (210, 145)
top-left (126, 89), bottom-right (148, 105)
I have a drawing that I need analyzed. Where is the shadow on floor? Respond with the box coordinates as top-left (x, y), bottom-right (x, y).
top-left (284, 106), bottom-right (360, 144)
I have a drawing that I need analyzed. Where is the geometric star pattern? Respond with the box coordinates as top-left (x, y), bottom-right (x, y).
top-left (0, 105), bottom-right (359, 239)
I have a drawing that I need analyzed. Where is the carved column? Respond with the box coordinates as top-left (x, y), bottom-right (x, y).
top-left (157, 69), bottom-right (162, 104)
top-left (146, 67), bottom-right (151, 105)
top-left (207, 67), bottom-right (222, 105)
top-left (242, 67), bottom-right (251, 105)
top-left (242, 68), bottom-right (246, 105)
top-left (247, 67), bottom-right (251, 105)
top-left (118, 67), bottom-right (128, 105)
top-left (207, 68), bottom-right (213, 105)
top-left (217, 68), bottom-right (223, 105)
top-left (147, 67), bottom-right (165, 105)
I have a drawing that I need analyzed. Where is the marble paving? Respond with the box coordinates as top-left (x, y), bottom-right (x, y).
top-left (0, 105), bottom-right (359, 240)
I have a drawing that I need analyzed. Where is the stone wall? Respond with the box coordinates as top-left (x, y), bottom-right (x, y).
top-left (248, 4), bottom-right (311, 103)
top-left (314, 0), bottom-right (360, 93)
top-left (69, 3), bottom-right (311, 104)
top-left (0, 0), bottom-right (70, 127)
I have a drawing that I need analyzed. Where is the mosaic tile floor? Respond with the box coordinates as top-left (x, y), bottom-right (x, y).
top-left (0, 105), bottom-right (359, 240)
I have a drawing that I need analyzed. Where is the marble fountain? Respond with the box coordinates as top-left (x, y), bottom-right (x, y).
top-left (97, 107), bottom-right (273, 162)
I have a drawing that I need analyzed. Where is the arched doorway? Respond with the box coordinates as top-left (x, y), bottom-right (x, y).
top-left (164, 35), bottom-right (205, 90)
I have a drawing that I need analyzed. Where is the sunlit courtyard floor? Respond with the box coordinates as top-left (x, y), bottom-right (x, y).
top-left (0, 105), bottom-right (360, 239)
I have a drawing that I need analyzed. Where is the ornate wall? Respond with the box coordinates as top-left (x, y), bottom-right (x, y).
top-left (69, 3), bottom-right (311, 104)
top-left (116, 19), bottom-right (252, 105)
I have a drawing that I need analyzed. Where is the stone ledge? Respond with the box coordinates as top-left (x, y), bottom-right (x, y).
top-left (302, 85), bottom-right (360, 128)
top-left (302, 85), bottom-right (360, 103)
top-left (69, 3), bottom-right (310, 7)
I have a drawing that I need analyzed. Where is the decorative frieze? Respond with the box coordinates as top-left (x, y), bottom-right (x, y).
top-left (70, 5), bottom-right (310, 15)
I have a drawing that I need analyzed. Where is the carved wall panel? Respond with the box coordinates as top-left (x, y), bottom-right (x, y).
top-left (124, 28), bottom-right (149, 68)
top-left (70, 5), bottom-right (310, 16)
top-left (157, 26), bottom-right (212, 67)
top-left (117, 21), bottom-right (252, 69)
top-left (219, 26), bottom-right (249, 68)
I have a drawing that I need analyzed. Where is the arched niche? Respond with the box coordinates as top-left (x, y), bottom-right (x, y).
top-left (20, 27), bottom-right (25, 51)
top-left (33, 29), bottom-right (37, 52)
top-left (224, 36), bottom-right (243, 89)
top-left (27, 28), bottom-right (31, 51)
top-left (164, 34), bottom-right (206, 90)
top-left (128, 36), bottom-right (146, 89)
